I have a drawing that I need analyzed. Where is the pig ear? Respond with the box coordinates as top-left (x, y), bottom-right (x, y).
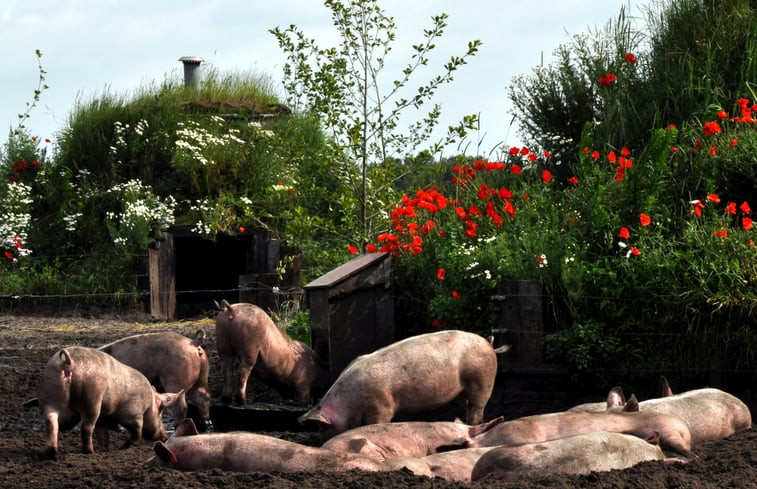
top-left (606, 386), bottom-right (626, 409)
top-left (621, 394), bottom-right (640, 412)
top-left (660, 376), bottom-right (674, 397)
top-left (298, 411), bottom-right (331, 426)
top-left (193, 329), bottom-right (206, 347)
top-left (174, 418), bottom-right (200, 437)
top-left (469, 416), bottom-right (505, 437)
top-left (645, 431), bottom-right (661, 446)
top-left (158, 389), bottom-right (186, 409)
top-left (153, 441), bottom-right (178, 465)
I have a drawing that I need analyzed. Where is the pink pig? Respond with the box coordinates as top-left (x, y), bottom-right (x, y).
top-left (27, 346), bottom-right (183, 458)
top-left (98, 330), bottom-right (211, 429)
top-left (214, 300), bottom-right (328, 405)
top-left (299, 330), bottom-right (509, 440)
top-left (144, 418), bottom-right (385, 473)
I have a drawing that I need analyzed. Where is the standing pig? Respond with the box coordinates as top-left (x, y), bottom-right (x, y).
top-left (470, 431), bottom-right (668, 482)
top-left (144, 418), bottom-right (385, 473)
top-left (98, 330), bottom-right (211, 429)
top-left (30, 346), bottom-right (183, 458)
top-left (465, 408), bottom-right (693, 457)
top-left (298, 330), bottom-right (509, 440)
top-left (321, 417), bottom-right (503, 461)
top-left (214, 300), bottom-right (328, 405)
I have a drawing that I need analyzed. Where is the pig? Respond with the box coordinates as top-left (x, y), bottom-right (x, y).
top-left (214, 300), bottom-right (328, 405)
top-left (612, 377), bottom-right (752, 443)
top-left (321, 417), bottom-right (503, 461)
top-left (98, 330), bottom-right (211, 429)
top-left (298, 330), bottom-right (509, 440)
top-left (144, 418), bottom-right (385, 473)
top-left (465, 408), bottom-right (693, 457)
top-left (28, 346), bottom-right (183, 458)
top-left (384, 447), bottom-right (494, 483)
top-left (470, 431), bottom-right (668, 482)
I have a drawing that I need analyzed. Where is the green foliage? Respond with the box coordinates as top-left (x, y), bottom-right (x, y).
top-left (271, 0), bottom-right (482, 245)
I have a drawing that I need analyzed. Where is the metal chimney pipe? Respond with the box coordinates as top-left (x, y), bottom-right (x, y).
top-left (178, 56), bottom-right (205, 87)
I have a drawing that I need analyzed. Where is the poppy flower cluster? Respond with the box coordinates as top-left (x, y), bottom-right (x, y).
top-left (7, 159), bottom-right (40, 182)
top-left (690, 194), bottom-right (753, 240)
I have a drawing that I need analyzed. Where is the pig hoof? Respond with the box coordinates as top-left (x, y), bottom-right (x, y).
top-left (41, 447), bottom-right (58, 460)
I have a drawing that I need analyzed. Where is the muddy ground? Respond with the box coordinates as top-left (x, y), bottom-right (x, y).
top-left (2, 310), bottom-right (757, 488)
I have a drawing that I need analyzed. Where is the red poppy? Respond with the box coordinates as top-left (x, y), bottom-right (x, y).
top-left (703, 121), bottom-right (722, 136)
top-left (707, 193), bottom-right (720, 203)
top-left (714, 228), bottom-right (728, 238)
top-left (743, 217), bottom-right (754, 230)
top-left (691, 199), bottom-right (705, 217)
top-left (510, 165), bottom-right (522, 175)
top-left (451, 290), bottom-right (460, 300)
top-left (630, 247), bottom-right (641, 256)
top-left (543, 150), bottom-right (552, 159)
top-left (729, 138), bottom-right (738, 147)
top-left (503, 201), bottom-right (515, 218)
top-left (620, 147), bottom-right (631, 157)
top-left (541, 170), bottom-right (552, 184)
top-left (740, 201), bottom-right (752, 214)
top-left (717, 110), bottom-right (728, 119)
top-left (618, 227), bottom-right (630, 239)
top-left (366, 244), bottom-right (378, 252)
top-left (709, 146), bottom-right (717, 157)
top-left (508, 147), bottom-right (519, 155)
top-left (347, 245), bottom-right (359, 255)
top-left (615, 165), bottom-right (625, 182)
top-left (639, 214), bottom-right (651, 226)
top-left (599, 72), bottom-right (617, 86)
top-left (3, 251), bottom-right (14, 260)
top-left (607, 151), bottom-right (617, 164)
top-left (726, 202), bottom-right (737, 215)
top-left (238, 226), bottom-right (246, 233)
top-left (591, 151), bottom-right (600, 160)
top-left (437, 268), bottom-right (446, 280)
top-left (567, 176), bottom-right (579, 185)
top-left (623, 53), bottom-right (637, 64)
top-left (498, 188), bottom-right (513, 200)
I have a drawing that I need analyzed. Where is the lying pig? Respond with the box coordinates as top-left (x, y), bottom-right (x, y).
top-left (471, 431), bottom-right (668, 482)
top-left (465, 408), bottom-right (693, 457)
top-left (613, 378), bottom-right (752, 443)
top-left (298, 330), bottom-right (509, 440)
top-left (214, 300), bottom-right (328, 405)
top-left (144, 418), bottom-right (385, 473)
top-left (28, 346), bottom-right (183, 458)
top-left (321, 417), bottom-right (503, 461)
top-left (98, 330), bottom-right (211, 429)
top-left (384, 447), bottom-right (494, 483)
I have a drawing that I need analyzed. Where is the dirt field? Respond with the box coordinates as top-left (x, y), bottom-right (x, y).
top-left (2, 310), bottom-right (757, 488)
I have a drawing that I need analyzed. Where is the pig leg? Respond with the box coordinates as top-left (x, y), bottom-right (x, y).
top-left (77, 400), bottom-right (104, 454)
top-left (42, 409), bottom-right (60, 459)
top-left (118, 417), bottom-right (144, 449)
top-left (235, 359), bottom-right (255, 405)
top-left (220, 354), bottom-right (236, 405)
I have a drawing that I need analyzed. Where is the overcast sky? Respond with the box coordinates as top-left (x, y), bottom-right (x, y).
top-left (1, 0), bottom-right (649, 156)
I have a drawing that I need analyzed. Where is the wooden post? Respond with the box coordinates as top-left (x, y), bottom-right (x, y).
top-left (149, 232), bottom-right (176, 320)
